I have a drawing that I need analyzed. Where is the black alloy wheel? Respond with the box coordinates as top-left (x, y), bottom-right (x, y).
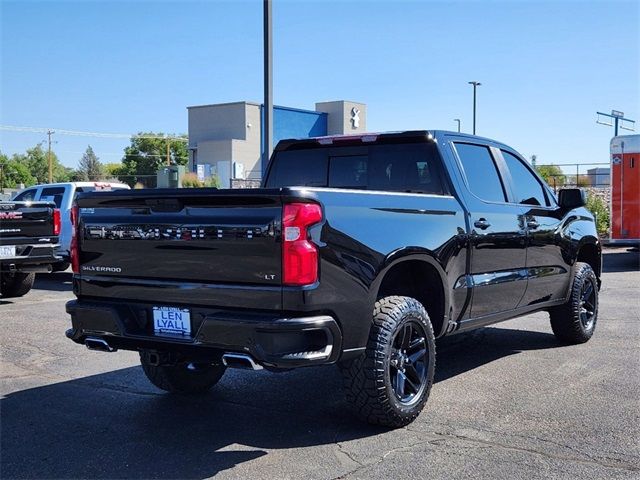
top-left (339, 295), bottom-right (436, 427)
top-left (550, 262), bottom-right (599, 344)
top-left (578, 277), bottom-right (597, 331)
top-left (389, 321), bottom-right (429, 405)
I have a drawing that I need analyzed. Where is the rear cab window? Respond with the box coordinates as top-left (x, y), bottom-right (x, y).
top-left (266, 141), bottom-right (448, 195)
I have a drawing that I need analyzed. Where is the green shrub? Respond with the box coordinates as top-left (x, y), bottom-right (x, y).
top-left (204, 175), bottom-right (221, 188)
top-left (181, 173), bottom-right (203, 188)
top-left (181, 173), bottom-right (221, 188)
top-left (585, 193), bottom-right (610, 236)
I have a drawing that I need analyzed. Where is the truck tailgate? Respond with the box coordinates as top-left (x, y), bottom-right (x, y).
top-left (76, 189), bottom-right (284, 306)
top-left (0, 202), bottom-right (56, 243)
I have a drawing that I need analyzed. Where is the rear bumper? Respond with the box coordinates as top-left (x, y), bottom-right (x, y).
top-left (0, 243), bottom-right (61, 272)
top-left (65, 299), bottom-right (342, 369)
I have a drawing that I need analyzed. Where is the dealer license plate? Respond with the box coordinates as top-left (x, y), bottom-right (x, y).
top-left (0, 246), bottom-right (16, 259)
top-left (153, 306), bottom-right (191, 336)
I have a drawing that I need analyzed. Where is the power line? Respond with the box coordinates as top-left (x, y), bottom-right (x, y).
top-left (57, 150), bottom-right (179, 159)
top-left (0, 124), bottom-right (188, 141)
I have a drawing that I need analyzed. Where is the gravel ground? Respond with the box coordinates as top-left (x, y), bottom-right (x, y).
top-left (1, 248), bottom-right (638, 479)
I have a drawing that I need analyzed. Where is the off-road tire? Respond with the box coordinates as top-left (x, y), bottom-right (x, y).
top-left (549, 262), bottom-right (598, 344)
top-left (0, 272), bottom-right (35, 298)
top-left (140, 352), bottom-right (226, 394)
top-left (340, 295), bottom-right (436, 428)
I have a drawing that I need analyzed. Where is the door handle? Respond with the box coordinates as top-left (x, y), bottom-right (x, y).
top-left (527, 220), bottom-right (540, 229)
top-left (474, 218), bottom-right (491, 230)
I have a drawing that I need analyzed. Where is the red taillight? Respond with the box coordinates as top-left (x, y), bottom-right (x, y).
top-left (282, 203), bottom-right (322, 286)
top-left (70, 205), bottom-right (80, 273)
top-left (53, 209), bottom-right (61, 236)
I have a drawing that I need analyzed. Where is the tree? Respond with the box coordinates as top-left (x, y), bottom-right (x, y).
top-left (118, 132), bottom-right (188, 187)
top-left (534, 164), bottom-right (565, 188)
top-left (103, 162), bottom-right (124, 180)
top-left (4, 158), bottom-right (37, 188)
top-left (77, 145), bottom-right (103, 181)
top-left (1, 151), bottom-right (36, 189)
top-left (21, 144), bottom-right (71, 184)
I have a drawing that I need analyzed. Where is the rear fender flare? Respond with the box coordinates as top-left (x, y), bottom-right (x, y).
top-left (369, 248), bottom-right (451, 336)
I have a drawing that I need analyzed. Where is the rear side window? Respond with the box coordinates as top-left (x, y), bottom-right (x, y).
top-left (501, 151), bottom-right (549, 206)
top-left (265, 150), bottom-right (328, 187)
top-left (266, 142), bottom-right (447, 195)
top-left (13, 188), bottom-right (37, 202)
top-left (454, 143), bottom-right (506, 203)
top-left (39, 187), bottom-right (66, 208)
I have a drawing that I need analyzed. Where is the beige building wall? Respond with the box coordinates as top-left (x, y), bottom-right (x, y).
top-left (315, 101), bottom-right (367, 135)
top-left (188, 102), bottom-right (263, 184)
top-left (188, 102), bottom-right (250, 148)
top-left (196, 140), bottom-right (233, 187)
top-left (188, 99), bottom-right (367, 185)
top-left (239, 104), bottom-right (262, 179)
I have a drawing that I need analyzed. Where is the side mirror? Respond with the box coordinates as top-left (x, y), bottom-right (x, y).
top-left (558, 188), bottom-right (586, 209)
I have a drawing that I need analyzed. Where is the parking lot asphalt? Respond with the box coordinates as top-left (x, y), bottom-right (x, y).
top-left (1, 248), bottom-right (639, 480)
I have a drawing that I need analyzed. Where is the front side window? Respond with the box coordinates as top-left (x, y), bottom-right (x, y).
top-left (501, 151), bottom-right (549, 206)
top-left (454, 143), bottom-right (506, 202)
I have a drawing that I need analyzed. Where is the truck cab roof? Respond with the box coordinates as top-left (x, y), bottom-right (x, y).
top-left (274, 130), bottom-right (512, 152)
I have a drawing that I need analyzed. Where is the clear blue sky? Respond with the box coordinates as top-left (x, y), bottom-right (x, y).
top-left (1, 0), bottom-right (638, 173)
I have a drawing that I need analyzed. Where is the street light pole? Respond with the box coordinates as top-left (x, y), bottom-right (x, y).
top-left (263, 0), bottom-right (273, 172)
top-left (468, 81), bottom-right (481, 135)
top-left (454, 118), bottom-right (461, 133)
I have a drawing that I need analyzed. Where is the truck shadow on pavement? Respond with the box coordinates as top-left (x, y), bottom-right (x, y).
top-left (33, 271), bottom-right (73, 292)
top-left (1, 326), bottom-right (561, 479)
top-left (602, 249), bottom-right (639, 273)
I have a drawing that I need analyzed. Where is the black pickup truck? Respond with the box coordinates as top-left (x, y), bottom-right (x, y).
top-left (66, 131), bottom-right (601, 427)
top-left (1, 200), bottom-right (61, 297)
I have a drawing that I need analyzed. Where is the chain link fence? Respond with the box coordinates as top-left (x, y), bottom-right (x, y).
top-left (537, 162), bottom-right (610, 191)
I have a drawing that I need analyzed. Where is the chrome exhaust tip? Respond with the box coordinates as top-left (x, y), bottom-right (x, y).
top-left (221, 353), bottom-right (263, 371)
top-left (85, 337), bottom-right (116, 352)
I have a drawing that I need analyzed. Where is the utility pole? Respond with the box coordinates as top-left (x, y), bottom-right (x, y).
top-left (596, 110), bottom-right (635, 136)
top-left (454, 119), bottom-right (461, 133)
top-left (263, 0), bottom-right (273, 171)
top-left (166, 138), bottom-right (171, 166)
top-left (47, 129), bottom-right (55, 183)
top-left (468, 81), bottom-right (481, 135)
